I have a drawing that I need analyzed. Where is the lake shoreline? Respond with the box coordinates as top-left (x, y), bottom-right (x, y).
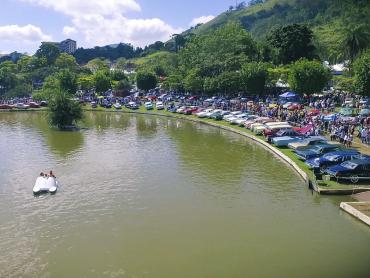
top-left (3, 107), bottom-right (370, 196)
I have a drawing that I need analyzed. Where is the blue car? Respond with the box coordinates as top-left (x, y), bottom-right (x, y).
top-left (325, 159), bottom-right (370, 183)
top-left (295, 144), bottom-right (342, 161)
top-left (305, 150), bottom-right (362, 173)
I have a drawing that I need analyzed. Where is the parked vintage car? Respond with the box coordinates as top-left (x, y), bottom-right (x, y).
top-left (272, 136), bottom-right (306, 147)
top-left (288, 136), bottom-right (328, 151)
top-left (266, 129), bottom-right (304, 143)
top-left (183, 106), bottom-right (198, 115)
top-left (196, 109), bottom-right (213, 118)
top-left (223, 111), bottom-right (242, 121)
top-left (325, 159), bottom-right (370, 183)
top-left (156, 101), bottom-right (165, 110)
top-left (306, 150), bottom-right (362, 173)
top-left (15, 103), bottom-right (29, 109)
top-left (126, 101), bottom-right (139, 110)
top-left (145, 102), bottom-right (154, 110)
top-left (0, 104), bottom-right (14, 109)
top-left (295, 144), bottom-right (342, 161)
top-left (29, 102), bottom-right (40, 108)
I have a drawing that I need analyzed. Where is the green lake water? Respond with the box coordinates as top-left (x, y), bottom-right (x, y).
top-left (0, 111), bottom-right (369, 278)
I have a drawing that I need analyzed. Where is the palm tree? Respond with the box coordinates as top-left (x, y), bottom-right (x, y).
top-left (341, 24), bottom-right (370, 66)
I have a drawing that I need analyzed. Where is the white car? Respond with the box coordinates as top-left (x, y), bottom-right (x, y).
top-left (196, 109), bottom-right (213, 118)
top-left (156, 101), bottom-right (164, 110)
top-left (234, 115), bottom-right (258, 126)
top-left (231, 113), bottom-right (250, 125)
top-left (224, 111), bottom-right (242, 121)
top-left (176, 106), bottom-right (186, 113)
top-left (207, 109), bottom-right (222, 118)
top-left (15, 103), bottom-right (29, 109)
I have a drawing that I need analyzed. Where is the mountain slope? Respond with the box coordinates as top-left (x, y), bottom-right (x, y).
top-left (185, 0), bottom-right (370, 60)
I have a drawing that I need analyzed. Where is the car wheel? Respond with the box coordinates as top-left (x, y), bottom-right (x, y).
top-left (320, 165), bottom-right (327, 173)
top-left (350, 175), bottom-right (359, 184)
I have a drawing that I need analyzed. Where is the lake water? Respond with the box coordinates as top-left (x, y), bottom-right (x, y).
top-left (0, 111), bottom-right (369, 278)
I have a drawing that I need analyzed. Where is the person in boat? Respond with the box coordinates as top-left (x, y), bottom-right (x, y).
top-left (49, 170), bottom-right (56, 178)
top-left (40, 172), bottom-right (44, 177)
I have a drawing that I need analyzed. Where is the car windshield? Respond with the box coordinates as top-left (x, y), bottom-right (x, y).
top-left (324, 154), bottom-right (340, 161)
top-left (341, 161), bottom-right (358, 170)
top-left (311, 146), bottom-right (323, 154)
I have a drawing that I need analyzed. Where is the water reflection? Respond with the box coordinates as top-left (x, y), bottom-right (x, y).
top-left (166, 120), bottom-right (301, 199)
top-left (135, 116), bottom-right (158, 138)
top-left (0, 112), bottom-right (84, 158)
top-left (83, 112), bottom-right (131, 131)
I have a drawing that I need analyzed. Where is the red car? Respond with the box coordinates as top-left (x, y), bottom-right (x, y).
top-left (29, 102), bottom-right (40, 108)
top-left (287, 103), bottom-right (302, 111)
top-left (307, 109), bottom-right (320, 117)
top-left (192, 107), bottom-right (204, 115)
top-left (0, 104), bottom-right (13, 109)
top-left (184, 106), bottom-right (198, 115)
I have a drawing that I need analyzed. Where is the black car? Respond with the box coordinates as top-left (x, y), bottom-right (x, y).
top-left (325, 159), bottom-right (370, 183)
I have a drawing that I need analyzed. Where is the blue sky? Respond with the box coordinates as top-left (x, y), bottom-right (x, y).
top-left (0, 0), bottom-right (237, 54)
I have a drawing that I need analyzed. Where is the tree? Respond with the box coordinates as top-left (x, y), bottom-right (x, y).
top-left (55, 53), bottom-right (78, 71)
top-left (85, 58), bottom-right (109, 73)
top-left (184, 68), bottom-right (203, 93)
top-left (288, 59), bottom-right (331, 95)
top-left (93, 70), bottom-right (111, 93)
top-left (136, 71), bottom-right (157, 91)
top-left (241, 62), bottom-right (269, 95)
top-left (215, 71), bottom-right (242, 96)
top-left (110, 70), bottom-right (126, 81)
top-left (341, 24), bottom-right (370, 66)
top-left (333, 75), bottom-right (355, 93)
top-left (48, 90), bottom-right (83, 129)
top-left (162, 72), bottom-right (184, 92)
top-left (0, 62), bottom-right (18, 96)
top-left (114, 79), bottom-right (131, 92)
top-left (35, 43), bottom-right (60, 65)
top-left (78, 75), bottom-right (94, 91)
top-left (180, 22), bottom-right (258, 77)
top-left (57, 70), bottom-right (77, 94)
top-left (172, 34), bottom-right (186, 53)
top-left (354, 50), bottom-right (370, 96)
top-left (268, 24), bottom-right (315, 64)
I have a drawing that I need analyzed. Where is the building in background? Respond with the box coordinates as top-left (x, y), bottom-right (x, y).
top-left (43, 39), bottom-right (77, 54)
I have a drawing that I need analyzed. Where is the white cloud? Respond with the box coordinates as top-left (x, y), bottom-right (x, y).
top-left (70, 14), bottom-right (182, 48)
top-left (62, 26), bottom-right (77, 36)
top-left (0, 24), bottom-right (51, 42)
top-left (19, 0), bottom-right (183, 48)
top-left (20, 0), bottom-right (141, 17)
top-left (189, 15), bottom-right (215, 27)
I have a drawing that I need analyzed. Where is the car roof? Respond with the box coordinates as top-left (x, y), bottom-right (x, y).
top-left (347, 159), bottom-right (370, 165)
top-left (326, 150), bottom-right (360, 156)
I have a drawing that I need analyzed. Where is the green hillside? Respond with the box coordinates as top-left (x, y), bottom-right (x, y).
top-left (185, 0), bottom-right (370, 61)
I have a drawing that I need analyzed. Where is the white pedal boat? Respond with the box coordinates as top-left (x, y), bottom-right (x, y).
top-left (33, 176), bottom-right (58, 194)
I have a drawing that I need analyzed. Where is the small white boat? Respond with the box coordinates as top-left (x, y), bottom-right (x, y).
top-left (33, 176), bottom-right (58, 194)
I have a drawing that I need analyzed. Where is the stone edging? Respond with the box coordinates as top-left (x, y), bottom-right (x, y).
top-left (340, 202), bottom-right (370, 226)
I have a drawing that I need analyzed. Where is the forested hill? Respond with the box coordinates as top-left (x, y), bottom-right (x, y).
top-left (186, 0), bottom-right (370, 60)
